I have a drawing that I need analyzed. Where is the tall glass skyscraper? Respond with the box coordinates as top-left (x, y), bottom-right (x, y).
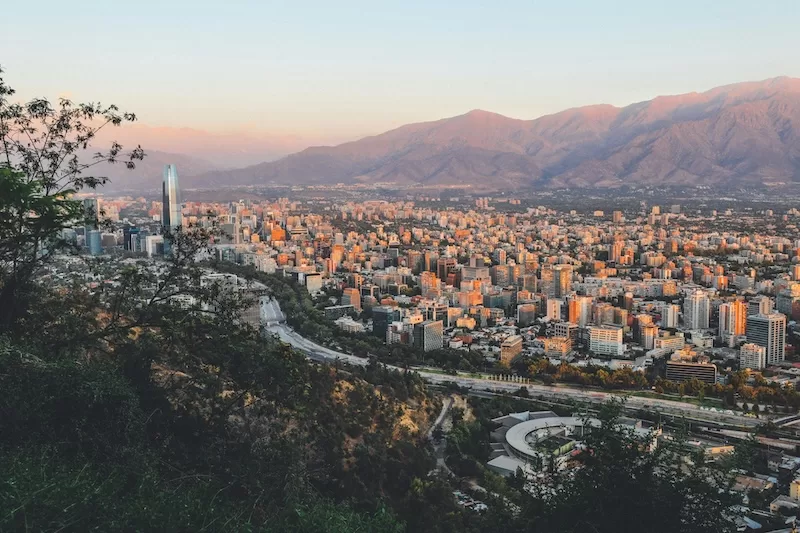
top-left (162, 164), bottom-right (182, 230)
top-left (87, 229), bottom-right (102, 256)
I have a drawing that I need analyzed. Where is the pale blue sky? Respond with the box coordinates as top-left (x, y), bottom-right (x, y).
top-left (2, 0), bottom-right (799, 140)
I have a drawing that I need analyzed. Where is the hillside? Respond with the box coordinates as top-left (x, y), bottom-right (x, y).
top-left (187, 77), bottom-right (800, 190)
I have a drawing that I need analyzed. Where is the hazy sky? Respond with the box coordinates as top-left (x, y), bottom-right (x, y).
top-left (3, 0), bottom-right (799, 142)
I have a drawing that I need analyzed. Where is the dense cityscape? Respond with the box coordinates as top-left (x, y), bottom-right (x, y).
top-left (42, 163), bottom-right (800, 530)
top-left (84, 170), bottom-right (800, 381)
top-left (4, 3), bottom-right (800, 531)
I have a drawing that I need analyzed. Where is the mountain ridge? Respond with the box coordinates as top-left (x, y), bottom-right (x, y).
top-left (182, 76), bottom-right (800, 190)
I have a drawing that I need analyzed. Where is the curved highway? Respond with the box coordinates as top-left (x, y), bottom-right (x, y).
top-left (261, 299), bottom-right (759, 429)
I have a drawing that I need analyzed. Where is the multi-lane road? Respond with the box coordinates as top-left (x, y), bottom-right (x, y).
top-left (261, 299), bottom-right (760, 429)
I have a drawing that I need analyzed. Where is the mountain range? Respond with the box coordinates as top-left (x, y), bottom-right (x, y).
top-left (107, 77), bottom-right (800, 191)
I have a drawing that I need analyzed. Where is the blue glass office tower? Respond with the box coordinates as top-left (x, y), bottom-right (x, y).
top-left (87, 229), bottom-right (102, 256)
top-left (123, 226), bottom-right (140, 251)
top-left (162, 164), bottom-right (182, 230)
top-left (162, 165), bottom-right (182, 255)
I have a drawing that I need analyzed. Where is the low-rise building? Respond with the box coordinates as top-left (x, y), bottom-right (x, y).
top-left (665, 359), bottom-right (717, 384)
top-left (335, 316), bottom-right (365, 333)
top-left (740, 342), bottom-right (766, 371)
top-left (500, 335), bottom-right (524, 364)
top-left (544, 337), bottom-right (571, 359)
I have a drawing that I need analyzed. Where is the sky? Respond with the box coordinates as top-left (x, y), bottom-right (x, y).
top-left (2, 0), bottom-right (800, 144)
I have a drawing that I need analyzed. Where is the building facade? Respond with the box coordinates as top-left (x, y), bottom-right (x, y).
top-left (500, 335), bottom-right (524, 364)
top-left (587, 325), bottom-right (624, 356)
top-left (413, 320), bottom-right (444, 352)
top-left (719, 300), bottom-right (747, 346)
top-left (665, 360), bottom-right (717, 384)
top-left (683, 290), bottom-right (710, 330)
top-left (739, 343), bottom-right (766, 371)
top-left (162, 164), bottom-right (182, 230)
top-left (746, 313), bottom-right (786, 365)
top-left (372, 306), bottom-right (401, 340)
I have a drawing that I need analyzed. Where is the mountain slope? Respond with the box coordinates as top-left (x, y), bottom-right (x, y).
top-left (189, 77), bottom-right (800, 189)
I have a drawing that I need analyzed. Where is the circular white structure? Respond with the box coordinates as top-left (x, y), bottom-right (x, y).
top-left (503, 415), bottom-right (594, 462)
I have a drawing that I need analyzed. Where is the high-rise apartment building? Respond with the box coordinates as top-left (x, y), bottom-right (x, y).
top-left (776, 284), bottom-right (800, 320)
top-left (641, 325), bottom-right (659, 350)
top-left (553, 264), bottom-right (572, 298)
top-left (546, 298), bottom-right (562, 321)
top-left (610, 241), bottom-right (624, 263)
top-left (516, 303), bottom-right (537, 327)
top-left (517, 274), bottom-right (537, 292)
top-left (660, 303), bottom-right (680, 328)
top-left (746, 313), bottom-right (786, 365)
top-left (719, 300), bottom-right (747, 346)
top-left (342, 288), bottom-right (361, 311)
top-left (792, 264), bottom-right (800, 282)
top-left (436, 257), bottom-right (457, 283)
top-left (420, 271), bottom-right (439, 292)
top-left (683, 290), bottom-right (710, 330)
top-left (540, 265), bottom-right (555, 297)
top-left (568, 295), bottom-right (593, 327)
top-left (593, 302), bottom-right (615, 326)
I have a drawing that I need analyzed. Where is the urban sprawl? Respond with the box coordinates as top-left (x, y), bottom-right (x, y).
top-left (63, 166), bottom-right (800, 527)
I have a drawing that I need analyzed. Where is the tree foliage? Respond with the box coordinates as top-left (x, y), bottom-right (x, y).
top-left (0, 65), bottom-right (142, 334)
top-left (521, 401), bottom-right (741, 533)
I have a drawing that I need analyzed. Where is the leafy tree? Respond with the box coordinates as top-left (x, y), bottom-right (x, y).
top-left (516, 401), bottom-right (742, 533)
top-left (0, 66), bottom-right (142, 333)
top-left (0, 167), bottom-right (84, 330)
